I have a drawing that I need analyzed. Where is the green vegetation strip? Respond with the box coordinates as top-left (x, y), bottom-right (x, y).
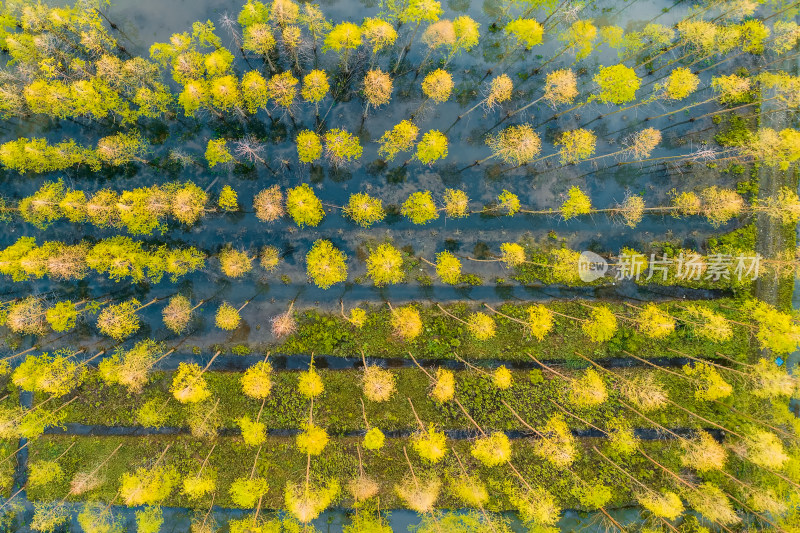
top-left (44, 367), bottom-right (797, 436)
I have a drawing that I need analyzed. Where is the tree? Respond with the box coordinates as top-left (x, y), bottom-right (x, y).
top-left (683, 362), bottom-right (732, 401)
top-left (295, 130), bottom-right (322, 165)
top-left (533, 415), bottom-right (576, 467)
top-left (471, 432), bottom-right (511, 466)
top-left (496, 190), bottom-right (520, 216)
top-left (401, 191), bottom-right (439, 224)
top-left (136, 507), bottom-right (164, 533)
top-left (569, 368), bottom-right (607, 407)
top-left (215, 302), bottom-right (241, 330)
top-left (296, 422), bottom-right (329, 454)
top-left (344, 193), bottom-right (385, 227)
top-left (324, 129), bottom-right (363, 167)
top-left (363, 365), bottom-right (396, 402)
top-left (266, 71), bottom-right (298, 110)
top-left (543, 69), bottom-right (579, 106)
top-left (238, 415), bottom-right (266, 446)
top-left (560, 186), bottom-right (592, 220)
top-left (285, 479), bottom-right (340, 523)
top-left (493, 366), bottom-right (512, 389)
top-left (19, 180), bottom-right (65, 230)
top-left (241, 360), bottom-right (273, 399)
top-left (638, 303), bottom-right (675, 339)
top-left (684, 483), bottom-right (740, 526)
top-left (5, 296), bottom-right (46, 335)
top-left (98, 339), bottom-right (164, 393)
top-left (560, 20), bottom-right (597, 60)
top-left (218, 186), bottom-right (238, 212)
top-left (171, 362), bottom-right (211, 403)
top-left (637, 490), bottom-right (684, 520)
top-left (306, 239), bottom-right (347, 289)
top-left (363, 427), bottom-right (385, 450)
top-left (556, 129), bottom-right (596, 164)
top-left (504, 19), bottom-right (543, 50)
top-left (301, 70), bottom-right (329, 105)
top-left (260, 246), bottom-right (281, 272)
top-left (435, 251), bottom-right (461, 284)
top-left (298, 364), bottom-right (324, 398)
top-left (681, 430), bottom-right (727, 472)
top-left (205, 139), bottom-right (233, 168)
top-left (378, 120), bottom-right (419, 161)
top-left (509, 486), bottom-right (560, 528)
top-left (391, 305), bottom-right (422, 341)
top-left (430, 368), bottom-right (455, 402)
top-left (229, 476), bottom-right (269, 507)
top-left (582, 305), bottom-right (617, 342)
top-left (421, 69), bottom-right (453, 103)
top-left (323, 22), bottom-right (361, 69)
top-left (219, 247), bottom-right (253, 278)
top-left (443, 189), bottom-right (468, 218)
top-left (592, 64), bottom-right (640, 105)
top-left (485, 124), bottom-right (541, 166)
top-left (254, 185), bottom-right (285, 222)
top-left (660, 67), bottom-right (700, 100)
top-left (13, 349), bottom-right (85, 396)
top-left (362, 69), bottom-right (393, 111)
top-left (412, 424), bottom-right (447, 463)
top-left (395, 476), bottom-right (440, 513)
top-left (367, 243), bottom-right (405, 286)
top-left (162, 295), bottom-right (193, 333)
top-left (96, 299), bottom-right (142, 340)
top-left (416, 130), bottom-right (448, 165)
top-left (361, 17), bottom-right (397, 54)
top-left (241, 71), bottom-right (270, 113)
top-left (120, 465), bottom-right (179, 506)
top-left (526, 304), bottom-right (553, 340)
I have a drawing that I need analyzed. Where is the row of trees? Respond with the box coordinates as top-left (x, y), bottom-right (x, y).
top-left (11, 343), bottom-right (799, 530)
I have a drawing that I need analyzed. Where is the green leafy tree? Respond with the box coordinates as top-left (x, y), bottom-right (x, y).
top-left (344, 193), bottom-right (385, 227)
top-left (238, 415), bottom-right (267, 446)
top-left (286, 184), bottom-right (325, 227)
top-left (241, 360), bottom-right (273, 399)
top-left (412, 423), bottom-right (447, 463)
top-left (324, 128), bottom-right (363, 166)
top-left (416, 130), bottom-right (448, 165)
top-left (229, 476), bottom-right (269, 508)
top-left (560, 186), bottom-right (592, 220)
top-left (378, 120), bottom-right (419, 161)
top-left (366, 243), bottom-right (405, 286)
top-left (215, 302), bottom-right (241, 330)
top-left (96, 299), bottom-right (142, 340)
top-left (205, 139), bottom-right (233, 168)
top-left (592, 64), bottom-right (641, 105)
top-left (401, 191), bottom-right (439, 224)
top-left (120, 466), bottom-right (179, 506)
top-left (582, 305), bottom-right (617, 342)
top-left (171, 362), bottom-right (211, 404)
top-left (136, 507), bottom-right (164, 533)
top-left (218, 186), bottom-right (239, 211)
top-left (296, 130), bottom-right (322, 163)
top-left (296, 422), bottom-right (329, 455)
top-left (435, 251), bottom-right (461, 284)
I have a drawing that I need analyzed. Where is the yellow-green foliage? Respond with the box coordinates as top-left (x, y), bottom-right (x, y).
top-left (467, 312), bottom-right (496, 341)
top-left (744, 430), bottom-right (789, 470)
top-left (593, 64), bottom-right (640, 104)
top-left (681, 430), bottom-right (727, 472)
top-left (505, 18), bottom-right (543, 49)
top-left (534, 415), bottom-right (576, 467)
top-left (421, 69), bottom-right (453, 103)
top-left (136, 506), bottom-right (163, 533)
top-left (286, 183), bottom-right (325, 227)
top-left (170, 362), bottom-right (211, 404)
top-left (229, 476), bottom-right (269, 508)
top-left (685, 305), bottom-right (732, 342)
top-left (285, 479), bottom-right (340, 523)
top-left (218, 185), bottom-right (238, 211)
top-left (378, 120), bottom-right (419, 161)
top-left (443, 188), bottom-right (468, 218)
top-left (367, 243), bottom-right (405, 286)
top-left (683, 362), bottom-right (732, 401)
top-left (416, 130), bottom-right (448, 165)
top-left (306, 239), bottom-right (347, 289)
top-left (582, 305), bottom-right (618, 342)
top-left (560, 186), bottom-right (592, 219)
top-left (219, 248), bottom-right (253, 278)
top-left (205, 139), bottom-right (233, 168)
top-left (487, 124), bottom-right (541, 165)
top-left (637, 303), bottom-right (675, 339)
top-left (182, 472), bottom-right (216, 500)
top-left (412, 424), bottom-right (448, 463)
top-left (556, 129), bottom-right (596, 164)
top-left (497, 189), bottom-right (520, 216)
top-left (470, 431), bottom-right (512, 466)
top-left (363, 427), bottom-right (385, 450)
top-left (391, 305), bottom-right (423, 341)
top-left (215, 302), bottom-right (241, 330)
top-left (344, 192), bottom-right (385, 227)
top-left (451, 475), bottom-right (489, 507)
top-left (527, 304), bottom-right (554, 340)
top-left (661, 67), bottom-right (700, 100)
top-left (637, 490), bottom-right (684, 520)
top-left (362, 17), bottom-right (398, 52)
top-left (749, 300), bottom-right (800, 354)
top-left (96, 299), bottom-right (141, 340)
top-left (298, 368), bottom-right (324, 398)
top-left (435, 251), bottom-right (462, 284)
top-left (363, 365), bottom-right (396, 402)
top-left (119, 466), bottom-right (179, 506)
top-left (323, 22), bottom-right (362, 53)
top-left (324, 128), bottom-right (363, 165)
top-left (500, 242), bottom-right (526, 267)
top-left (348, 308), bottom-right (367, 328)
top-left (301, 69), bottom-right (329, 103)
top-left (569, 368), bottom-right (607, 407)
top-left (430, 368), bottom-right (455, 402)
top-left (296, 130), bottom-right (322, 163)
top-left (560, 20), bottom-right (597, 60)
top-left (401, 191), bottom-right (439, 224)
top-left (509, 486), bottom-right (561, 526)
top-left (493, 365), bottom-right (513, 389)
top-left (241, 360), bottom-right (273, 399)
top-left (296, 422), bottom-right (329, 455)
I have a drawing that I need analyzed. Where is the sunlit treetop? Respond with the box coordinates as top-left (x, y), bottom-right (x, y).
top-left (452, 16), bottom-right (480, 54)
top-left (209, 75), bottom-right (241, 111)
top-left (422, 69), bottom-right (454, 103)
top-left (378, 120), bottom-right (419, 161)
top-left (543, 69), bottom-right (578, 106)
top-left (323, 22), bottom-right (361, 53)
top-left (203, 48), bottom-right (234, 77)
top-left (560, 186), bottom-right (592, 220)
top-left (366, 243), bottom-right (405, 286)
top-left (497, 189), bottom-right (520, 216)
top-left (344, 192), bottom-right (385, 227)
top-left (241, 70), bottom-right (269, 113)
top-left (592, 64), bottom-right (640, 105)
top-left (400, 0), bottom-right (443, 25)
top-left (435, 251), bottom-right (462, 284)
top-left (237, 0), bottom-right (268, 27)
top-left (306, 239), bottom-right (347, 289)
top-left (443, 189), bottom-right (469, 218)
top-left (560, 20), bottom-right (597, 60)
top-left (391, 305), bottom-right (423, 342)
top-left (624, 128), bottom-right (661, 160)
top-left (504, 18), bottom-right (543, 50)
top-left (486, 74), bottom-right (513, 108)
top-left (178, 80), bottom-right (208, 117)
top-left (712, 73), bottom-right (753, 104)
top-left (299, 3), bottom-right (331, 40)
top-left (677, 20), bottom-right (717, 54)
top-left (757, 72), bottom-right (800, 108)
top-left (422, 20), bottom-right (455, 51)
top-left (296, 130), bottom-right (323, 163)
top-left (486, 124), bottom-right (541, 166)
top-left (600, 26), bottom-right (624, 48)
top-left (555, 129), bottom-right (596, 164)
top-left (270, 0), bottom-right (299, 27)
top-left (282, 25), bottom-right (302, 49)
top-left (772, 21), bottom-right (800, 54)
top-left (742, 128), bottom-right (800, 170)
top-left (659, 67), bottom-right (700, 100)
top-left (402, 191), bottom-right (439, 225)
top-left (500, 243), bottom-right (526, 268)
top-left (286, 183), bottom-right (325, 227)
top-left (205, 138), bottom-right (233, 168)
top-left (363, 69), bottom-right (393, 107)
top-left (266, 71), bottom-right (298, 109)
top-left (324, 128), bottom-right (363, 166)
top-left (301, 69), bottom-right (329, 104)
top-left (243, 23), bottom-right (276, 55)
top-left (361, 17), bottom-right (397, 53)
top-left (738, 19), bottom-right (770, 53)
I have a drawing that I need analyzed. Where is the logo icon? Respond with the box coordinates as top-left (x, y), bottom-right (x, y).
top-left (578, 251), bottom-right (608, 282)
